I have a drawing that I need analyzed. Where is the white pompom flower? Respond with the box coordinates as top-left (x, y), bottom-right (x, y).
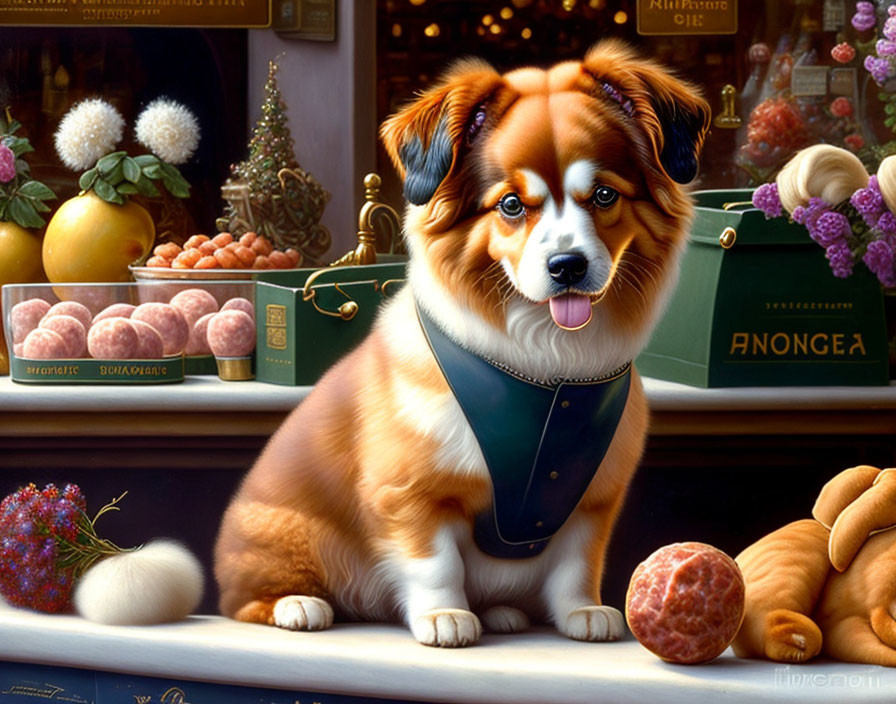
top-left (135, 99), bottom-right (200, 165)
top-left (55, 98), bottom-right (125, 171)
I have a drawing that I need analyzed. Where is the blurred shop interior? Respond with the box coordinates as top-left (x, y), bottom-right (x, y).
top-left (0, 0), bottom-right (879, 257)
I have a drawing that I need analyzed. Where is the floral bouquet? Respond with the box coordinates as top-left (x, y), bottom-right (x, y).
top-left (0, 482), bottom-right (203, 624)
top-left (0, 483), bottom-right (132, 613)
top-left (752, 144), bottom-right (896, 287)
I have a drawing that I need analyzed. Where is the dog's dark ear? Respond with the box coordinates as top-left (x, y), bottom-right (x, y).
top-left (381, 59), bottom-right (504, 206)
top-left (582, 40), bottom-right (710, 185)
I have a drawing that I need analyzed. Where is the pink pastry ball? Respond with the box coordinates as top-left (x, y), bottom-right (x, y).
top-left (10, 298), bottom-right (51, 344)
top-left (131, 302), bottom-right (189, 356)
top-left (38, 314), bottom-right (88, 358)
top-left (207, 310), bottom-right (256, 357)
top-left (87, 318), bottom-right (139, 360)
top-left (45, 301), bottom-right (92, 331)
top-left (21, 328), bottom-right (68, 360)
top-left (130, 319), bottom-right (165, 359)
top-left (220, 296), bottom-right (254, 320)
top-left (169, 288), bottom-right (219, 327)
top-left (92, 303), bottom-right (135, 325)
top-left (185, 312), bottom-right (215, 356)
top-left (625, 542), bottom-right (745, 665)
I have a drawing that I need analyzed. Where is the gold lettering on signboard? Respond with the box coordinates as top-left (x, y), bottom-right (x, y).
top-left (0, 0), bottom-right (270, 27)
top-left (637, 0), bottom-right (737, 35)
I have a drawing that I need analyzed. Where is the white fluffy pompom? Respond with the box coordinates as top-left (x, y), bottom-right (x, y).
top-left (135, 99), bottom-right (200, 165)
top-left (73, 540), bottom-right (203, 625)
top-left (55, 98), bottom-right (125, 171)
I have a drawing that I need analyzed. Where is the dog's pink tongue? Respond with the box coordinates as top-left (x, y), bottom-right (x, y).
top-left (549, 293), bottom-right (593, 330)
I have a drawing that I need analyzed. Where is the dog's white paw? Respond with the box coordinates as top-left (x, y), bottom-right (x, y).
top-left (480, 606), bottom-right (530, 634)
top-left (412, 608), bottom-right (482, 647)
top-left (272, 595), bottom-right (334, 632)
top-left (563, 605), bottom-right (625, 642)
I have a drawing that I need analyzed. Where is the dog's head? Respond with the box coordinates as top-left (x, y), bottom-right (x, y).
top-left (382, 41), bottom-right (709, 344)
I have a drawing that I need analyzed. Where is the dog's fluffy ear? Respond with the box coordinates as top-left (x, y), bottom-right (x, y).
top-left (582, 40), bottom-right (710, 185)
top-left (380, 59), bottom-right (504, 207)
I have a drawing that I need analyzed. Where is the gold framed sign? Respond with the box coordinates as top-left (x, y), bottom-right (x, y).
top-left (0, 0), bottom-right (271, 27)
top-left (637, 0), bottom-right (738, 36)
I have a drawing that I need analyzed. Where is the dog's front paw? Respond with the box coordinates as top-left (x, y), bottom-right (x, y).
top-left (563, 605), bottom-right (625, 642)
top-left (481, 606), bottom-right (530, 634)
top-left (412, 608), bottom-right (482, 647)
top-left (272, 595), bottom-right (334, 632)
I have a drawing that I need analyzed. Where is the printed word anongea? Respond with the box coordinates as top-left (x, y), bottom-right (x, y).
top-left (649, 0), bottom-right (729, 9)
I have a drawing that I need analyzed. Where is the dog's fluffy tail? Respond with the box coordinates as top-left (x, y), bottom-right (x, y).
top-left (73, 540), bottom-right (203, 625)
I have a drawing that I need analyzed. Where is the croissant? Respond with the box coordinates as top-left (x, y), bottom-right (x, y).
top-left (733, 465), bottom-right (896, 666)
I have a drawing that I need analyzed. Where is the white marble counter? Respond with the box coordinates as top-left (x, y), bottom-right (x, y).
top-left (1, 375), bottom-right (894, 413)
top-left (0, 606), bottom-right (890, 704)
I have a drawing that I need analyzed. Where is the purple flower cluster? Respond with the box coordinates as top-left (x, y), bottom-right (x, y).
top-left (0, 483), bottom-right (87, 613)
top-left (863, 237), bottom-right (896, 286)
top-left (788, 198), bottom-right (858, 278)
top-left (0, 144), bottom-right (14, 184)
top-left (853, 1), bottom-right (878, 31)
top-left (812, 211), bottom-right (853, 247)
top-left (865, 54), bottom-right (894, 85)
top-left (851, 175), bottom-right (886, 227)
top-left (752, 182), bottom-right (782, 218)
top-left (827, 240), bottom-right (856, 278)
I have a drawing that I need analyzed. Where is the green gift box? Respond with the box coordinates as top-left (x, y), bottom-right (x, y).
top-left (254, 261), bottom-right (406, 385)
top-left (637, 189), bottom-right (889, 387)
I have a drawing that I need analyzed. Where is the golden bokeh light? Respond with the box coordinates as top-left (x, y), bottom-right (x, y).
top-left (482, 14), bottom-right (494, 25)
top-left (424, 22), bottom-right (441, 36)
top-left (521, 27), bottom-right (533, 39)
top-left (500, 7), bottom-right (514, 19)
top-left (613, 10), bottom-right (627, 23)
top-left (391, 23), bottom-right (402, 37)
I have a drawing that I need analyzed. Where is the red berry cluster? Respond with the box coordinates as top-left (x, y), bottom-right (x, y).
top-left (831, 42), bottom-right (857, 64)
top-left (0, 483), bottom-right (87, 613)
top-left (746, 98), bottom-right (810, 153)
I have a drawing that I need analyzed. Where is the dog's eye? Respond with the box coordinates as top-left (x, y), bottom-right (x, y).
top-left (593, 186), bottom-right (619, 209)
top-left (497, 193), bottom-right (525, 219)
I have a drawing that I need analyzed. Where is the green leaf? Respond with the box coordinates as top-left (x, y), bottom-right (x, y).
top-left (17, 180), bottom-right (55, 201)
top-left (79, 169), bottom-right (98, 191)
top-left (106, 162), bottom-right (124, 185)
top-left (31, 199), bottom-right (51, 213)
top-left (8, 195), bottom-right (45, 229)
top-left (93, 177), bottom-right (125, 204)
top-left (122, 157), bottom-right (141, 184)
top-left (8, 120), bottom-right (21, 135)
top-left (161, 175), bottom-right (190, 199)
top-left (887, 103), bottom-right (896, 115)
top-left (134, 175), bottom-right (161, 198)
top-left (141, 164), bottom-right (162, 180)
top-left (158, 162), bottom-right (191, 198)
top-left (7, 137), bottom-right (33, 157)
top-left (96, 151), bottom-right (126, 175)
top-left (133, 154), bottom-right (160, 168)
top-left (15, 159), bottom-right (29, 177)
top-left (117, 182), bottom-right (139, 196)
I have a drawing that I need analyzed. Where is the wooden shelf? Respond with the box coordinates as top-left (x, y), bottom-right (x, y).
top-left (2, 376), bottom-right (896, 437)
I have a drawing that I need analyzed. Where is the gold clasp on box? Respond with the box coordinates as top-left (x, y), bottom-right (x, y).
top-left (301, 268), bottom-right (359, 321)
top-left (719, 227), bottom-right (737, 249)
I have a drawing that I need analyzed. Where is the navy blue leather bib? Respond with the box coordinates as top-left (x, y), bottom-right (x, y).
top-left (417, 305), bottom-right (631, 559)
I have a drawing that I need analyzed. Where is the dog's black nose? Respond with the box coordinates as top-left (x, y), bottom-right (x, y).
top-left (548, 253), bottom-right (588, 286)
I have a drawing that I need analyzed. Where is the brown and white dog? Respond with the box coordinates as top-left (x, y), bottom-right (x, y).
top-left (214, 41), bottom-right (709, 647)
